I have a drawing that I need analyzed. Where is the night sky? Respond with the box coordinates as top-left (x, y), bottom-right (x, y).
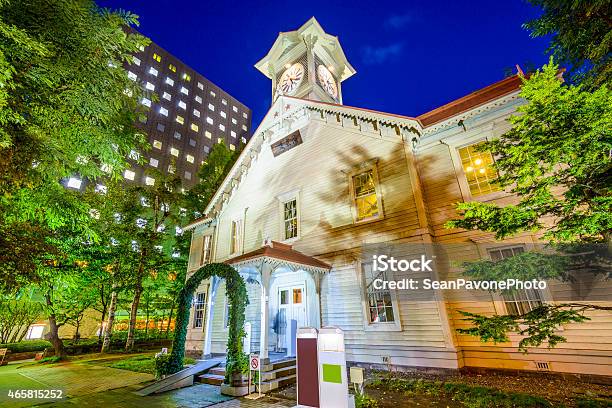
top-left (97, 0), bottom-right (550, 126)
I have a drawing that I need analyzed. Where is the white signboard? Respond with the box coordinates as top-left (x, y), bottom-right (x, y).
top-left (249, 354), bottom-right (260, 371)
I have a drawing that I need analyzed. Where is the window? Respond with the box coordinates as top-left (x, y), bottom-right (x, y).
top-left (200, 235), bottom-right (212, 265)
top-left (165, 77), bottom-right (174, 86)
top-left (241, 137), bottom-right (247, 144)
top-left (170, 147), bottom-right (179, 157)
top-left (242, 112), bottom-right (247, 119)
top-left (217, 137), bottom-right (223, 144)
top-left (149, 158), bottom-right (159, 168)
top-left (283, 199), bottom-right (298, 240)
top-left (153, 140), bottom-right (162, 149)
top-left (185, 170), bottom-right (192, 180)
top-left (195, 95), bottom-right (202, 104)
top-left (159, 107), bottom-right (168, 116)
top-left (176, 115), bottom-right (184, 125)
top-left (127, 71), bottom-right (137, 81)
top-left (220, 111), bottom-right (227, 118)
top-left (221, 98), bottom-right (227, 105)
top-left (124, 169), bottom-right (135, 180)
top-left (26, 325), bottom-right (45, 340)
top-left (168, 64), bottom-right (177, 72)
top-left (206, 117), bottom-right (213, 125)
top-left (232, 106), bottom-right (238, 112)
top-left (458, 142), bottom-right (500, 196)
top-left (351, 169), bottom-right (381, 221)
top-left (363, 262), bottom-right (395, 323)
top-left (205, 131), bottom-right (212, 139)
top-left (203, 145), bottom-right (210, 153)
top-left (229, 144), bottom-right (235, 151)
top-left (230, 219), bottom-right (242, 254)
top-left (129, 150), bottom-right (140, 160)
top-left (183, 73), bottom-right (191, 81)
top-left (148, 67), bottom-right (158, 76)
top-left (145, 82), bottom-right (155, 91)
top-left (210, 90), bottom-right (216, 97)
top-left (145, 176), bottom-right (155, 186)
top-left (242, 125), bottom-right (247, 131)
top-left (193, 109), bottom-right (200, 117)
top-left (180, 86), bottom-right (189, 95)
top-left (208, 103), bottom-right (215, 111)
top-left (162, 92), bottom-right (172, 101)
top-left (174, 131), bottom-right (182, 140)
top-left (186, 154), bottom-right (195, 163)
top-left (95, 184), bottom-right (107, 194)
top-left (132, 57), bottom-right (141, 66)
top-left (193, 292), bottom-right (206, 328)
top-left (168, 164), bottom-right (175, 173)
top-left (189, 138), bottom-right (197, 147)
top-left (197, 82), bottom-right (204, 90)
top-left (219, 124), bottom-right (225, 132)
top-left (156, 122), bottom-right (165, 132)
top-left (152, 53), bottom-right (162, 62)
top-left (190, 123), bottom-right (199, 132)
top-left (489, 246), bottom-right (544, 315)
top-left (230, 131), bottom-right (236, 138)
top-left (140, 97), bottom-right (151, 107)
top-left (231, 118), bottom-right (237, 125)
top-left (178, 100), bottom-right (186, 110)
top-left (67, 177), bottom-right (82, 189)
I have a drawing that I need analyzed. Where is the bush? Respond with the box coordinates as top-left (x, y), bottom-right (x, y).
top-left (154, 353), bottom-right (172, 379)
top-left (355, 393), bottom-right (379, 408)
top-left (0, 340), bottom-right (51, 353)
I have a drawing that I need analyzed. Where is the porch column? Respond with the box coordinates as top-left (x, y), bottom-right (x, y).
top-left (202, 276), bottom-right (220, 359)
top-left (259, 263), bottom-right (272, 363)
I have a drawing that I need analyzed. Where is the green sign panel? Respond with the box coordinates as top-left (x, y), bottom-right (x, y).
top-left (322, 363), bottom-right (342, 384)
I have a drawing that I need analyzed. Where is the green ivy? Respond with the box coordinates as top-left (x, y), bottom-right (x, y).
top-left (164, 263), bottom-right (248, 385)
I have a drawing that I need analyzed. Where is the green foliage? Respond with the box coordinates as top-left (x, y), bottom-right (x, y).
top-left (0, 339), bottom-right (51, 353)
top-left (447, 61), bottom-right (612, 244)
top-left (164, 263), bottom-right (248, 384)
top-left (354, 393), bottom-right (379, 408)
top-left (524, 0), bottom-right (612, 87)
top-left (38, 356), bottom-right (62, 364)
top-left (0, 293), bottom-right (44, 343)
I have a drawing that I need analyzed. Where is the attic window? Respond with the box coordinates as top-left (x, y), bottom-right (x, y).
top-left (271, 130), bottom-right (303, 157)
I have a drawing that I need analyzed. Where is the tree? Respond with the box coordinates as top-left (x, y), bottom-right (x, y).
top-left (0, 291), bottom-right (43, 343)
top-left (0, 0), bottom-right (148, 292)
top-left (446, 62), bottom-right (612, 350)
top-left (524, 0), bottom-right (612, 87)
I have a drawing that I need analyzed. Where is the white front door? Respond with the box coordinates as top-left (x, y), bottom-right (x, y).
top-left (277, 284), bottom-right (306, 351)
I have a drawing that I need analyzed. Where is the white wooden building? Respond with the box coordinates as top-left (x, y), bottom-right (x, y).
top-left (183, 18), bottom-right (612, 379)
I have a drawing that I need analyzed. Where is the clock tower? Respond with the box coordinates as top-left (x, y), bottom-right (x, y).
top-left (255, 17), bottom-right (356, 105)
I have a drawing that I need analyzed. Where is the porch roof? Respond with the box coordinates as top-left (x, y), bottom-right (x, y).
top-left (224, 241), bottom-right (331, 274)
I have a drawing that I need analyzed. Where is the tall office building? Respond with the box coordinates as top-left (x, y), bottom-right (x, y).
top-left (124, 38), bottom-right (252, 188)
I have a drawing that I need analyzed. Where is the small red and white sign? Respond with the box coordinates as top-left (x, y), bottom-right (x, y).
top-left (249, 354), bottom-right (260, 371)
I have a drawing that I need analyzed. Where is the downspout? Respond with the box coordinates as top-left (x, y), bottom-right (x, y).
top-left (241, 207), bottom-right (249, 254)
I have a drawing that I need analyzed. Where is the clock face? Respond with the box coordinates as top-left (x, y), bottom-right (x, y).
top-left (317, 65), bottom-right (338, 99)
top-left (277, 63), bottom-right (304, 96)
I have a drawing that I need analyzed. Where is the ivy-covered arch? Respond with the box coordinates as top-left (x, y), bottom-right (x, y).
top-left (165, 263), bottom-right (248, 383)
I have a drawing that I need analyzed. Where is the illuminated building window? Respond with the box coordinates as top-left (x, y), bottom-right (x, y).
top-left (193, 292), bottom-right (206, 328)
top-left (180, 86), bottom-right (189, 95)
top-left (458, 142), bottom-right (500, 196)
top-left (210, 91), bottom-right (216, 97)
top-left (242, 125), bottom-right (247, 131)
top-left (153, 140), bottom-right (162, 149)
top-left (362, 262), bottom-right (395, 323)
top-left (230, 219), bottom-right (242, 254)
top-left (185, 171), bottom-right (192, 180)
top-left (219, 124), bottom-right (225, 132)
top-left (230, 131), bottom-right (236, 138)
top-left (145, 176), bottom-right (155, 186)
top-left (145, 82), bottom-right (155, 91)
top-left (190, 123), bottom-right (199, 132)
top-left (193, 109), bottom-right (200, 118)
top-left (229, 144), bottom-right (235, 151)
top-left (127, 71), bottom-right (137, 81)
top-left (168, 64), bottom-right (177, 72)
top-left (148, 67), bottom-right (158, 76)
top-left (165, 77), bottom-right (174, 86)
top-left (205, 131), bottom-right (212, 139)
top-left (186, 154), bottom-right (195, 163)
top-left (124, 169), bottom-right (135, 180)
top-left (132, 57), bottom-right (141, 66)
top-left (141, 97), bottom-right (151, 107)
top-left (67, 177), bottom-right (82, 189)
top-left (283, 198), bottom-right (298, 239)
top-left (232, 106), bottom-right (238, 112)
top-left (178, 100), bottom-right (186, 110)
top-left (220, 111), bottom-right (227, 118)
top-left (159, 107), bottom-right (168, 116)
top-left (152, 53), bottom-right (162, 62)
top-left (195, 95), bottom-right (202, 103)
top-left (206, 117), bottom-right (213, 125)
top-left (183, 73), bottom-right (191, 81)
top-left (208, 103), bottom-right (215, 111)
top-left (197, 82), bottom-right (204, 90)
top-left (174, 131), bottom-right (182, 140)
top-left (162, 92), bottom-right (171, 101)
top-left (176, 115), bottom-right (184, 125)
top-left (170, 147), bottom-right (179, 157)
top-left (351, 168), bottom-right (381, 222)
top-left (149, 158), bottom-right (159, 168)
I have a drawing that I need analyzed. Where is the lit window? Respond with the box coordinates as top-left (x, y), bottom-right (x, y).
top-left (101, 163), bottom-right (112, 173)
top-left (200, 235), bottom-right (212, 265)
top-left (67, 177), bottom-right (82, 189)
top-left (206, 117), bottom-right (213, 125)
top-left (229, 144), bottom-right (235, 151)
top-left (141, 97), bottom-right (151, 107)
top-left (162, 92), bottom-right (171, 101)
top-left (283, 198), bottom-right (298, 239)
top-left (166, 77), bottom-right (174, 86)
top-left (208, 103), bottom-right (215, 111)
top-left (221, 98), bottom-right (227, 105)
top-left (153, 140), bottom-right (162, 149)
top-left (178, 100), bottom-right (186, 110)
top-left (195, 95), bottom-right (202, 103)
top-left (458, 142), bottom-right (500, 196)
top-left (145, 176), bottom-right (155, 186)
top-left (127, 71), bottom-right (137, 81)
top-left (185, 171), bottom-right (192, 180)
top-left (193, 292), bottom-right (206, 328)
top-left (186, 154), bottom-right (195, 163)
top-left (95, 184), bottom-right (107, 194)
top-left (25, 325), bottom-right (45, 340)
top-left (489, 247), bottom-right (544, 314)
top-left (190, 123), bottom-right (199, 132)
top-left (232, 106), bottom-right (238, 112)
top-left (183, 73), bottom-right (191, 81)
top-left (241, 137), bottom-right (246, 144)
top-left (149, 158), bottom-right (159, 168)
top-left (205, 131), bottom-right (212, 139)
top-left (193, 109), bottom-right (200, 117)
top-left (124, 169), bottom-right (135, 180)
top-left (219, 124), bottom-right (225, 132)
top-left (132, 57), bottom-right (141, 66)
top-left (197, 82), bottom-right (204, 90)
top-left (203, 146), bottom-right (210, 153)
top-left (220, 111), bottom-right (227, 118)
top-left (352, 169), bottom-right (381, 221)
top-left (180, 86), bottom-right (188, 95)
top-left (242, 112), bottom-right (247, 119)
top-left (149, 67), bottom-right (158, 76)
top-left (123, 88), bottom-right (133, 97)
top-left (145, 82), bottom-right (155, 91)
top-left (230, 219), bottom-right (242, 254)
top-left (189, 138), bottom-right (196, 147)
top-left (168, 164), bottom-right (175, 173)
top-left (210, 90), bottom-right (216, 97)
top-left (174, 131), bottom-right (182, 140)
top-left (159, 107), bottom-right (168, 116)
top-left (242, 125), bottom-right (247, 131)
top-left (231, 118), bottom-right (237, 125)
top-left (363, 262), bottom-right (395, 323)
top-left (230, 131), bottom-right (236, 138)
top-left (129, 150), bottom-right (140, 160)
top-left (153, 53), bottom-right (162, 62)
top-left (217, 138), bottom-right (223, 144)
top-left (168, 64), bottom-right (177, 72)
top-left (176, 115), bottom-right (184, 125)
top-left (170, 147), bottom-right (179, 157)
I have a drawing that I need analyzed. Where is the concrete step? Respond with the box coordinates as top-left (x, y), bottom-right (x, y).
top-left (197, 373), bottom-right (224, 386)
top-left (209, 367), bottom-right (226, 376)
top-left (261, 365), bottom-right (296, 381)
top-left (264, 358), bottom-right (296, 371)
top-left (257, 373), bottom-right (297, 393)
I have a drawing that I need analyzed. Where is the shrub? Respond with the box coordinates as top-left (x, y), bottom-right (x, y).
top-left (0, 340), bottom-right (52, 353)
top-left (355, 393), bottom-right (379, 408)
top-left (154, 353), bottom-right (172, 379)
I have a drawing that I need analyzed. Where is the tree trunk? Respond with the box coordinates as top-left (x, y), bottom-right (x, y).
top-left (46, 314), bottom-right (66, 359)
top-left (125, 283), bottom-right (143, 351)
top-left (101, 287), bottom-right (118, 353)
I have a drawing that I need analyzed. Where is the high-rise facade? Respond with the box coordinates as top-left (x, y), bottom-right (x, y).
top-left (124, 38), bottom-right (252, 189)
